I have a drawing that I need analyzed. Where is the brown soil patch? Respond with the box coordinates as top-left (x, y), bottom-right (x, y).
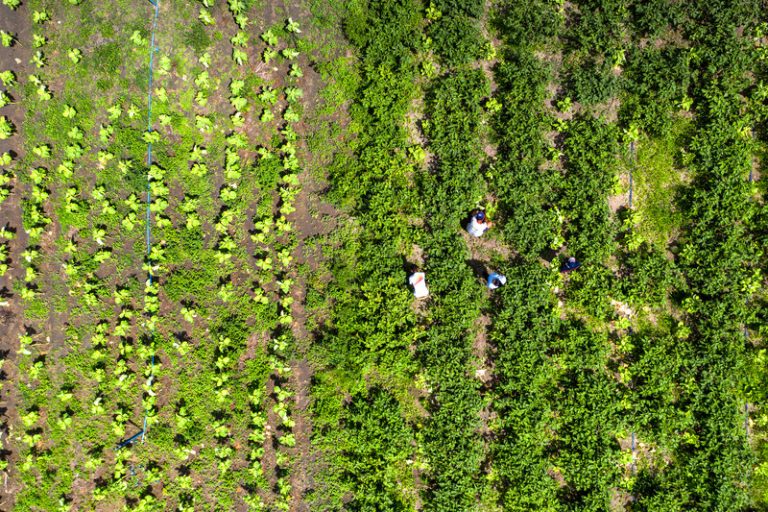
top-left (472, 314), bottom-right (492, 384)
top-left (462, 228), bottom-right (513, 262)
top-left (289, 359), bottom-right (312, 512)
top-left (593, 96), bottom-right (621, 123)
top-left (610, 488), bottom-right (632, 511)
top-left (608, 194), bottom-right (627, 214)
top-left (0, 2), bottom-right (31, 159)
top-left (0, 5), bottom-right (33, 509)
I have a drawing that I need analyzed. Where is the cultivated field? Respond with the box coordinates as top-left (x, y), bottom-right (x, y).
top-left (0, 0), bottom-right (766, 511)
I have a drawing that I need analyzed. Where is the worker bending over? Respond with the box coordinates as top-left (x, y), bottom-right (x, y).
top-left (409, 272), bottom-right (429, 298)
top-left (487, 271), bottom-right (506, 290)
top-left (467, 210), bottom-right (492, 237)
top-left (561, 257), bottom-right (581, 273)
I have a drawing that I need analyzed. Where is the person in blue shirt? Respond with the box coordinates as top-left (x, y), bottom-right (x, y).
top-left (487, 271), bottom-right (506, 290)
top-left (561, 256), bottom-right (581, 273)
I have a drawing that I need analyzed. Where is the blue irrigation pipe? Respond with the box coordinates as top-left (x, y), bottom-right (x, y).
top-left (117, 429), bottom-right (145, 449)
top-left (140, 0), bottom-right (160, 444)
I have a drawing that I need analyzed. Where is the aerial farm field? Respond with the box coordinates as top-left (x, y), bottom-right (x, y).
top-left (0, 0), bottom-right (767, 510)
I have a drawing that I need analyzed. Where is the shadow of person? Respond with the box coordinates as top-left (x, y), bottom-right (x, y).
top-left (465, 259), bottom-right (487, 280)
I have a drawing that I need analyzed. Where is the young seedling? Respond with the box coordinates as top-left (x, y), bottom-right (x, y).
top-left (283, 107), bottom-right (300, 123)
top-left (233, 48), bottom-right (247, 65)
top-left (234, 14), bottom-right (248, 29)
top-left (32, 145), bottom-right (51, 159)
top-left (230, 31), bottom-right (248, 47)
top-left (67, 48), bottom-right (82, 63)
top-left (194, 70), bottom-right (210, 89)
top-left (288, 63), bottom-right (303, 78)
top-left (286, 18), bottom-right (301, 33)
top-left (281, 48), bottom-right (299, 60)
top-left (258, 86), bottom-right (278, 104)
top-left (129, 30), bottom-right (147, 46)
top-left (263, 47), bottom-right (278, 63)
top-left (99, 124), bottom-right (113, 142)
top-left (0, 116), bottom-right (14, 140)
top-left (230, 96), bottom-right (247, 111)
top-left (31, 51), bottom-right (46, 68)
top-left (195, 115), bottom-right (213, 132)
top-left (0, 70), bottom-right (15, 87)
top-left (62, 104), bottom-right (77, 119)
top-left (32, 10), bottom-right (51, 24)
top-left (1, 0), bottom-right (21, 10)
top-left (67, 126), bottom-right (84, 140)
top-left (261, 29), bottom-right (278, 46)
top-left (198, 7), bottom-right (215, 26)
top-left (285, 87), bottom-right (303, 103)
top-left (0, 30), bottom-right (15, 47)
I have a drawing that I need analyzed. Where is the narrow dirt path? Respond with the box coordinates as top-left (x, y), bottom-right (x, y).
top-left (279, 2), bottom-right (346, 507)
top-left (0, 4), bottom-right (32, 508)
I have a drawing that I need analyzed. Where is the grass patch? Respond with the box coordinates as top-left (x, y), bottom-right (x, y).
top-left (633, 117), bottom-right (692, 247)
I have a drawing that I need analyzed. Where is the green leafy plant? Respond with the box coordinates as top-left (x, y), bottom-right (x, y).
top-left (281, 48), bottom-right (299, 60)
top-left (198, 7), bottom-right (215, 26)
top-left (285, 18), bottom-right (301, 33)
top-left (0, 30), bottom-right (15, 47)
top-left (31, 51), bottom-right (46, 68)
top-left (0, 116), bottom-right (14, 139)
top-left (261, 29), bottom-right (278, 46)
top-left (67, 48), bottom-right (82, 63)
top-left (0, 70), bottom-right (15, 87)
top-left (263, 47), bottom-right (278, 63)
top-left (32, 10), bottom-right (50, 23)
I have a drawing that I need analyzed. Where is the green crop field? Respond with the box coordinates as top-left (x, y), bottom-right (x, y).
top-left (0, 0), bottom-right (766, 510)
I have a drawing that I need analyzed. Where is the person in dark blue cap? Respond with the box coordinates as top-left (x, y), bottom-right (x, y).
top-left (561, 256), bottom-right (581, 273)
top-left (467, 210), bottom-right (492, 237)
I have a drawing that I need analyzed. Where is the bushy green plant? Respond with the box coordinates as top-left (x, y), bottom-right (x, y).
top-left (428, 14), bottom-right (485, 66)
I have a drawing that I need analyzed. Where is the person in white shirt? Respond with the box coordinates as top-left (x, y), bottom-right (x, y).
top-left (409, 272), bottom-right (429, 298)
top-left (466, 210), bottom-right (492, 237)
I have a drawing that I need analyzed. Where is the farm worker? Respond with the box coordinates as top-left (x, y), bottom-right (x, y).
top-left (466, 210), bottom-right (492, 237)
top-left (561, 257), bottom-right (581, 273)
top-left (487, 272), bottom-right (506, 290)
top-left (409, 272), bottom-right (429, 298)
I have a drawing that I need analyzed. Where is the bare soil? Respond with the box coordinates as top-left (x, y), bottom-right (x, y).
top-left (0, 4), bottom-right (33, 509)
top-left (289, 359), bottom-right (312, 511)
